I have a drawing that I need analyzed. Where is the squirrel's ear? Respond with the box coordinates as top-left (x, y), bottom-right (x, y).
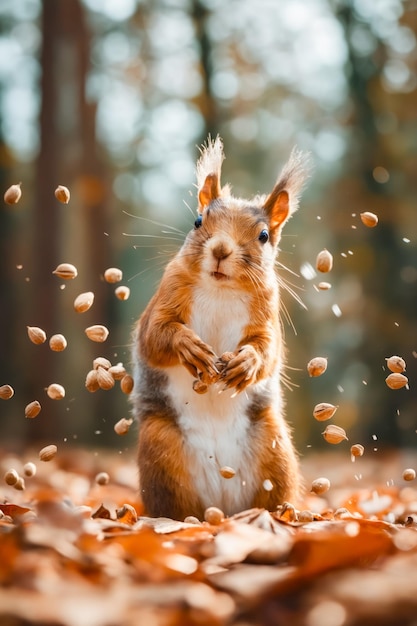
top-left (263, 189), bottom-right (290, 232)
top-left (198, 173), bottom-right (221, 209)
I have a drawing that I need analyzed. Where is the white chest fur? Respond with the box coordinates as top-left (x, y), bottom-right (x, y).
top-left (165, 282), bottom-right (263, 514)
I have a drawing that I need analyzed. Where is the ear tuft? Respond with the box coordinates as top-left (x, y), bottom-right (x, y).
top-left (196, 135), bottom-right (225, 209)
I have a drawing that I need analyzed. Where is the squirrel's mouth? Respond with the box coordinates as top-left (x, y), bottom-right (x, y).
top-left (211, 271), bottom-right (228, 281)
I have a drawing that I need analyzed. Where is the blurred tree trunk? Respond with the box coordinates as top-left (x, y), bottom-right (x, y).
top-left (28, 0), bottom-right (112, 443)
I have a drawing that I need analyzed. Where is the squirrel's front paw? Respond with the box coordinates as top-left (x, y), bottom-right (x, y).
top-left (219, 345), bottom-right (261, 393)
top-left (175, 332), bottom-right (219, 382)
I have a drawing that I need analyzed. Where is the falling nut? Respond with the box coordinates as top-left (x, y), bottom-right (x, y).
top-left (95, 472), bottom-right (110, 486)
top-left (97, 366), bottom-right (115, 390)
top-left (92, 357), bottom-right (111, 370)
top-left (4, 183), bottom-right (22, 205)
top-left (114, 417), bottom-right (133, 436)
top-left (74, 291), bottom-right (94, 313)
top-left (311, 477), bottom-right (330, 495)
top-left (316, 249), bottom-right (333, 273)
top-left (85, 325), bottom-right (109, 342)
top-left (46, 383), bottom-right (65, 400)
top-left (49, 334), bottom-right (67, 352)
top-left (385, 373), bottom-right (408, 390)
top-left (4, 469), bottom-right (19, 486)
top-left (14, 477), bottom-right (25, 491)
top-left (85, 369), bottom-right (99, 393)
top-left (350, 443), bottom-right (364, 458)
top-left (115, 286), bottom-right (130, 301)
top-left (120, 374), bottom-right (134, 395)
top-left (322, 424), bottom-right (348, 444)
top-left (54, 185), bottom-right (70, 204)
top-left (25, 400), bottom-right (41, 419)
top-left (386, 355), bottom-right (406, 373)
top-left (204, 506), bottom-right (225, 525)
top-left (39, 444), bottom-right (58, 462)
top-left (104, 267), bottom-right (123, 283)
top-left (307, 357), bottom-right (328, 377)
top-left (116, 504), bottom-right (138, 525)
top-left (220, 466), bottom-right (236, 479)
top-left (27, 326), bottom-right (47, 345)
top-left (318, 282), bottom-right (332, 290)
top-left (0, 384), bottom-right (14, 400)
top-left (360, 212), bottom-right (378, 228)
top-left (193, 379), bottom-right (208, 394)
top-left (52, 263), bottom-right (78, 280)
top-left (23, 462), bottom-right (37, 478)
top-left (108, 363), bottom-right (126, 380)
top-left (403, 468), bottom-right (416, 481)
top-left (313, 402), bottom-right (338, 421)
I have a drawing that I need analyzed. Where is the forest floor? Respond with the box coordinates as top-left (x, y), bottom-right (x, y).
top-left (1, 445), bottom-right (417, 626)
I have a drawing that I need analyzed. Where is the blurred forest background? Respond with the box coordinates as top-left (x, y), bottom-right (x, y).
top-left (0, 0), bottom-right (416, 459)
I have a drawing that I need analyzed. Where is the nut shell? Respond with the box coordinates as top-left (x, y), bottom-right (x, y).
top-left (386, 355), bottom-right (406, 373)
top-left (322, 424), bottom-right (348, 444)
top-left (313, 402), bottom-right (338, 421)
top-left (52, 263), bottom-right (78, 280)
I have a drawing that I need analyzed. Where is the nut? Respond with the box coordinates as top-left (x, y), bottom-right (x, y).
top-left (104, 267), bottom-right (123, 283)
top-left (39, 444), bottom-right (58, 462)
top-left (46, 383), bottom-right (65, 400)
top-left (23, 462), bottom-right (37, 478)
top-left (74, 291), bottom-right (94, 313)
top-left (204, 506), bottom-right (225, 525)
top-left (386, 355), bottom-right (406, 373)
top-left (350, 443), bottom-right (364, 458)
top-left (322, 424), bottom-right (348, 444)
top-left (307, 356), bottom-right (328, 377)
top-left (0, 384), bottom-right (14, 400)
top-left (313, 402), bottom-right (338, 421)
top-left (54, 185), bottom-right (70, 204)
top-left (4, 183), bottom-right (22, 205)
top-left (25, 400), bottom-right (41, 418)
top-left (49, 334), bottom-right (67, 352)
top-left (311, 477), bottom-right (330, 495)
top-left (93, 357), bottom-right (111, 370)
top-left (85, 369), bottom-right (99, 393)
top-left (317, 281), bottom-right (332, 290)
top-left (14, 476), bottom-right (25, 491)
top-left (97, 366), bottom-right (115, 390)
top-left (114, 417), bottom-right (133, 435)
top-left (385, 372), bottom-right (408, 390)
top-left (52, 262), bottom-right (78, 280)
top-left (316, 249), bottom-right (333, 273)
top-left (108, 363), bottom-right (126, 380)
top-left (403, 468), bottom-right (416, 481)
top-left (115, 285), bottom-right (130, 301)
top-left (120, 374), bottom-right (134, 394)
top-left (116, 504), bottom-right (138, 525)
top-left (220, 466), bottom-right (236, 479)
top-left (360, 211), bottom-right (378, 227)
top-left (27, 326), bottom-right (47, 345)
top-left (193, 379), bottom-right (208, 394)
top-left (4, 469), bottom-right (19, 486)
top-left (85, 325), bottom-right (109, 342)
top-left (95, 472), bottom-right (110, 485)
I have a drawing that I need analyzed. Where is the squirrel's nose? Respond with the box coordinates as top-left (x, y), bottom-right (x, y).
top-left (211, 241), bottom-right (232, 260)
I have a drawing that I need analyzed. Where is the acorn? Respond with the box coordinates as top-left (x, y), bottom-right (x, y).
top-left (307, 357), bottom-right (328, 377)
top-left (52, 263), bottom-right (78, 280)
top-left (313, 402), bottom-right (338, 421)
top-left (316, 249), bottom-right (333, 273)
top-left (74, 291), bottom-right (94, 313)
top-left (360, 212), bottom-right (378, 228)
top-left (54, 185), bottom-right (70, 204)
top-left (385, 373), bottom-right (408, 390)
top-left (4, 183), bottom-right (22, 205)
top-left (322, 424), bottom-right (348, 444)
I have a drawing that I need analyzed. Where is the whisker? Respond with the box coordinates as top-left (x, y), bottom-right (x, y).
top-left (122, 210), bottom-right (187, 236)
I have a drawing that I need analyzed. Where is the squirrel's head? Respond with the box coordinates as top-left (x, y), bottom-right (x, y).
top-left (180, 136), bottom-right (311, 290)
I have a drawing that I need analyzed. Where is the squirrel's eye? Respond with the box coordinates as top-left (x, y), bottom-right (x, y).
top-left (194, 215), bottom-right (203, 229)
top-left (258, 229), bottom-right (269, 243)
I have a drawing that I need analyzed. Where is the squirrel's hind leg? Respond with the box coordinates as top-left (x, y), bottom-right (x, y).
top-left (138, 415), bottom-right (204, 521)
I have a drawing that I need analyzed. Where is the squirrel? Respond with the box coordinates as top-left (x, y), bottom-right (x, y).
top-left (131, 136), bottom-right (310, 521)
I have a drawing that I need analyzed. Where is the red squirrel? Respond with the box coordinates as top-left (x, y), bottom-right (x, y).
top-left (132, 137), bottom-right (310, 520)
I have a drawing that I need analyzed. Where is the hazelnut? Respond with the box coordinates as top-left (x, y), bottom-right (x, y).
top-left (74, 291), bottom-right (94, 313)
top-left (4, 183), bottom-right (22, 205)
top-left (115, 286), bottom-right (130, 301)
top-left (104, 267), bottom-right (123, 283)
top-left (54, 185), bottom-right (70, 204)
top-left (311, 477), bottom-right (330, 495)
top-left (46, 383), bottom-right (65, 400)
top-left (120, 374), bottom-right (134, 395)
top-left (307, 356), bottom-right (328, 377)
top-left (0, 384), bottom-right (14, 400)
top-left (316, 249), bottom-right (333, 273)
top-left (85, 325), bottom-right (109, 343)
top-left (49, 334), bottom-right (67, 352)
